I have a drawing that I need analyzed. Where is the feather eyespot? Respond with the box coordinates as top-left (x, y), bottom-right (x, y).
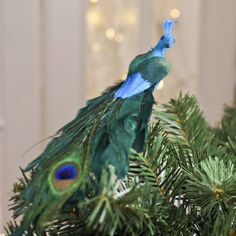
top-left (52, 162), bottom-right (79, 191)
top-left (55, 164), bottom-right (78, 180)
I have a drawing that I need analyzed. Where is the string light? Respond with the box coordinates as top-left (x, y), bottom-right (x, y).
top-left (126, 13), bottom-right (137, 25)
top-left (157, 81), bottom-right (164, 90)
top-left (89, 0), bottom-right (99, 3)
top-left (170, 8), bottom-right (181, 19)
top-left (115, 33), bottom-right (125, 43)
top-left (91, 42), bottom-right (101, 52)
top-left (105, 28), bottom-right (116, 39)
top-left (87, 10), bottom-right (101, 25)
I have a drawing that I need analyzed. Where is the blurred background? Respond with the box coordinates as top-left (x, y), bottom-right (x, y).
top-left (0, 0), bottom-right (236, 230)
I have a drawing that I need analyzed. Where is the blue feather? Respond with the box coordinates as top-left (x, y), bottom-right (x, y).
top-left (152, 19), bottom-right (175, 58)
top-left (163, 19), bottom-right (175, 34)
top-left (114, 73), bottom-right (151, 99)
top-left (55, 164), bottom-right (78, 180)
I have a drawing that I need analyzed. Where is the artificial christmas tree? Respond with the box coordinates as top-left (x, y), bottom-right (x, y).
top-left (5, 93), bottom-right (236, 235)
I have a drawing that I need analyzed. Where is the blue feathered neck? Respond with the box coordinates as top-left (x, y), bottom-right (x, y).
top-left (152, 42), bottom-right (167, 58)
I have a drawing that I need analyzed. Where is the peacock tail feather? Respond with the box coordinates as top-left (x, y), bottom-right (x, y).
top-left (6, 18), bottom-right (176, 233)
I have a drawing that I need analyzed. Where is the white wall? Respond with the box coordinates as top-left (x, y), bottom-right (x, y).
top-left (199, 0), bottom-right (236, 124)
top-left (0, 0), bottom-right (42, 230)
top-left (0, 0), bottom-right (86, 229)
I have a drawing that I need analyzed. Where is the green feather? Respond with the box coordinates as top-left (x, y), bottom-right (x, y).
top-left (9, 51), bottom-right (172, 234)
top-left (25, 56), bottom-right (171, 177)
top-left (15, 149), bottom-right (89, 234)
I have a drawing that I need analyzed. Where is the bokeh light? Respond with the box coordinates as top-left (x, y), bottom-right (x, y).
top-left (105, 28), bottom-right (116, 39)
top-left (170, 8), bottom-right (181, 19)
top-left (157, 81), bottom-right (164, 90)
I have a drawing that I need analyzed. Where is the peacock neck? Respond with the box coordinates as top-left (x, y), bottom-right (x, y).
top-left (152, 42), bottom-right (166, 58)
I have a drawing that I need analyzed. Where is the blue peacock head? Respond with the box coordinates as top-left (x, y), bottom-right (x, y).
top-left (152, 19), bottom-right (176, 57)
top-left (160, 19), bottom-right (176, 48)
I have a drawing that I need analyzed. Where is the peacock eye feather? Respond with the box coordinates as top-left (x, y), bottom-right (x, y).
top-left (49, 154), bottom-right (81, 193)
top-left (55, 164), bottom-right (78, 180)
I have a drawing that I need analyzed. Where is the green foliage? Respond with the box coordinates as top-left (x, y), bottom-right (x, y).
top-left (6, 93), bottom-right (236, 235)
top-left (214, 105), bottom-right (236, 155)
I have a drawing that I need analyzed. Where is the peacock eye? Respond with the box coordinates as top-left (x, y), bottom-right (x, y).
top-left (52, 162), bottom-right (79, 191)
top-left (55, 164), bottom-right (78, 180)
top-left (160, 36), bottom-right (165, 40)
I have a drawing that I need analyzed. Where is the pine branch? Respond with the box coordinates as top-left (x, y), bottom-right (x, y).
top-left (154, 93), bottom-right (224, 159)
top-left (8, 168), bottom-right (34, 219)
top-left (46, 166), bottom-right (168, 236)
top-left (6, 93), bottom-right (236, 236)
top-left (214, 105), bottom-right (236, 155)
top-left (185, 158), bottom-right (236, 211)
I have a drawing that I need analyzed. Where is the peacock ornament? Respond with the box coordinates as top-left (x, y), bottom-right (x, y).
top-left (9, 19), bottom-right (176, 235)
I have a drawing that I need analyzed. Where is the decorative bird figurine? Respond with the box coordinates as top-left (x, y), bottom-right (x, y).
top-left (8, 19), bottom-right (175, 235)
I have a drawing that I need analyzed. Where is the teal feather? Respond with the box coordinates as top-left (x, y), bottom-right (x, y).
top-left (9, 19), bottom-right (175, 234)
top-left (13, 55), bottom-right (172, 235)
top-left (26, 57), bottom-right (171, 178)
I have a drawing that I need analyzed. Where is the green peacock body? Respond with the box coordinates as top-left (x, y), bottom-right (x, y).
top-left (7, 19), bottom-right (175, 235)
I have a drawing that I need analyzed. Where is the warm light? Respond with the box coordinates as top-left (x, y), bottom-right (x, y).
top-left (105, 28), bottom-right (116, 39)
top-left (125, 12), bottom-right (137, 25)
top-left (170, 8), bottom-right (181, 19)
top-left (91, 42), bottom-right (101, 52)
top-left (120, 74), bottom-right (127, 81)
top-left (157, 81), bottom-right (164, 90)
top-left (89, 0), bottom-right (99, 3)
top-left (115, 33), bottom-right (125, 43)
top-left (87, 10), bottom-right (101, 25)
